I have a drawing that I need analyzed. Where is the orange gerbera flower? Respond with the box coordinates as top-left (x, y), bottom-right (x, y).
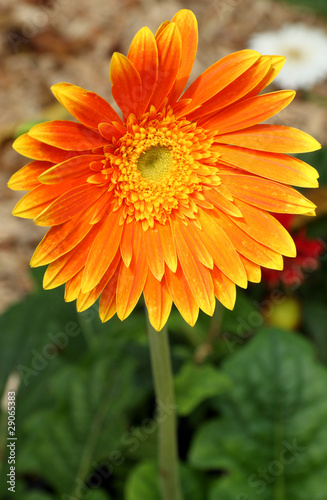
top-left (9, 9), bottom-right (321, 331)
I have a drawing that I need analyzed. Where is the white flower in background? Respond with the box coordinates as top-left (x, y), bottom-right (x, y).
top-left (248, 24), bottom-right (327, 90)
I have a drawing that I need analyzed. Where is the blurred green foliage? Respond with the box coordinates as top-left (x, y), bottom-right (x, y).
top-left (281, 0), bottom-right (327, 15)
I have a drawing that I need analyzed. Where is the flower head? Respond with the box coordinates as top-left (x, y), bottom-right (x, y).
top-left (248, 23), bottom-right (327, 90)
top-left (9, 9), bottom-right (321, 331)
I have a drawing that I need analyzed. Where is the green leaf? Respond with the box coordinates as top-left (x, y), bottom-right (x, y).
top-left (16, 337), bottom-right (142, 497)
top-left (125, 460), bottom-right (205, 500)
top-left (174, 362), bottom-right (231, 415)
top-left (303, 301), bottom-right (327, 364)
top-left (189, 327), bottom-right (327, 500)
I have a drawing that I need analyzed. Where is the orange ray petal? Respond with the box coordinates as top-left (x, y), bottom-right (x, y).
top-left (229, 200), bottom-right (296, 257)
top-left (51, 83), bottom-right (123, 130)
top-left (143, 272), bottom-right (172, 331)
top-left (64, 269), bottom-right (83, 302)
top-left (12, 133), bottom-right (83, 162)
top-left (214, 144), bottom-right (319, 188)
top-left (89, 190), bottom-right (114, 224)
top-left (180, 50), bottom-right (260, 116)
top-left (203, 187), bottom-right (243, 218)
top-left (211, 266), bottom-right (236, 310)
top-left (116, 223), bottom-right (148, 320)
top-left (43, 225), bottom-right (99, 289)
top-left (98, 122), bottom-right (125, 141)
top-left (157, 221), bottom-right (177, 272)
top-left (172, 218), bottom-right (215, 315)
top-left (8, 161), bottom-right (53, 191)
top-left (38, 154), bottom-right (104, 184)
top-left (110, 52), bottom-right (142, 119)
top-left (82, 207), bottom-right (124, 293)
top-left (214, 124), bottom-right (321, 154)
top-left (12, 178), bottom-right (87, 219)
top-left (195, 209), bottom-right (248, 288)
top-left (201, 90), bottom-right (295, 134)
top-left (173, 217), bottom-right (214, 269)
top-left (187, 56), bottom-right (271, 120)
top-left (99, 266), bottom-right (120, 322)
top-left (127, 27), bottom-right (158, 115)
top-left (31, 207), bottom-right (96, 267)
top-left (28, 121), bottom-right (108, 151)
top-left (165, 263), bottom-right (199, 326)
top-left (34, 184), bottom-right (107, 226)
top-left (77, 251), bottom-right (121, 312)
top-left (151, 22), bottom-right (182, 111)
top-left (170, 9), bottom-right (198, 102)
top-left (245, 56), bottom-right (286, 98)
top-left (143, 226), bottom-right (165, 281)
top-left (239, 254), bottom-right (261, 283)
top-left (219, 173), bottom-right (316, 214)
top-left (120, 221), bottom-right (135, 267)
top-left (211, 207), bottom-right (284, 270)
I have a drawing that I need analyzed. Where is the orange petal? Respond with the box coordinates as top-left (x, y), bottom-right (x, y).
top-left (143, 227), bottom-right (165, 281)
top-left (43, 226), bottom-right (99, 289)
top-left (239, 254), bottom-right (261, 283)
top-left (203, 187), bottom-right (243, 218)
top-left (157, 221), bottom-right (177, 272)
top-left (98, 122), bottom-right (125, 141)
top-left (8, 161), bottom-right (53, 191)
top-left (110, 52), bottom-right (142, 119)
top-left (120, 221), bottom-right (135, 267)
top-left (116, 223), bottom-right (148, 320)
top-left (195, 209), bottom-right (248, 288)
top-left (230, 200), bottom-right (296, 257)
top-left (12, 133), bottom-right (83, 162)
top-left (38, 154), bottom-right (104, 184)
top-left (170, 9), bottom-right (198, 102)
top-left (28, 121), bottom-right (108, 151)
top-left (12, 179), bottom-right (87, 219)
top-left (77, 251), bottom-right (121, 312)
top-left (65, 269), bottom-right (83, 302)
top-left (212, 208), bottom-right (284, 270)
top-left (151, 22), bottom-right (181, 110)
top-left (219, 173), bottom-right (316, 214)
top-left (180, 50), bottom-right (260, 116)
top-left (82, 207), bottom-right (124, 293)
top-left (31, 207), bottom-right (96, 267)
top-left (172, 217), bottom-right (215, 315)
top-left (215, 144), bottom-right (319, 188)
top-left (201, 90), bottom-right (295, 134)
top-left (165, 263), bottom-right (199, 326)
top-left (173, 217), bottom-right (214, 269)
top-left (143, 272), bottom-right (172, 331)
top-left (187, 55), bottom-right (271, 120)
top-left (245, 56), bottom-right (286, 98)
top-left (34, 184), bottom-right (107, 226)
top-left (51, 83), bottom-right (123, 130)
top-left (214, 124), bottom-right (321, 154)
top-left (127, 27), bottom-right (158, 115)
top-left (211, 266), bottom-right (236, 310)
top-left (99, 266), bottom-right (120, 322)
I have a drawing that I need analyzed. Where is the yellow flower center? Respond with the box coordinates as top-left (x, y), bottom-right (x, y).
top-left (137, 145), bottom-right (172, 181)
top-left (93, 107), bottom-right (221, 230)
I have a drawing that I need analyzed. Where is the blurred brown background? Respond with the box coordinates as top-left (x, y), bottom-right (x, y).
top-left (1, 0), bottom-right (327, 313)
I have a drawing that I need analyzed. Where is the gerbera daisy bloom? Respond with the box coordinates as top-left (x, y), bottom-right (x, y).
top-left (262, 213), bottom-right (325, 288)
top-left (248, 23), bottom-right (327, 90)
top-left (9, 9), bottom-right (321, 331)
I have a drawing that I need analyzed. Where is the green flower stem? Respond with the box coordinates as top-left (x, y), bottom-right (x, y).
top-left (146, 316), bottom-right (183, 500)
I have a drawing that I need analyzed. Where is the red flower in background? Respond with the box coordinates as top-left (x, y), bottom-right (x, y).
top-left (262, 213), bottom-right (325, 288)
